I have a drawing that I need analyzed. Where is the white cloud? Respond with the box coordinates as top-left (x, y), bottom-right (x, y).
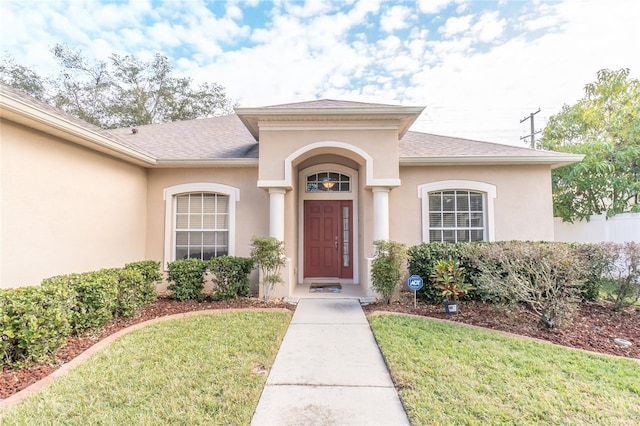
top-left (472, 11), bottom-right (505, 43)
top-left (439, 14), bottom-right (473, 37)
top-left (417, 0), bottom-right (452, 15)
top-left (380, 5), bottom-right (413, 33)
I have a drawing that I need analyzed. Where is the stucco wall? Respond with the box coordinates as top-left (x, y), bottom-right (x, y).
top-left (393, 164), bottom-right (555, 245)
top-left (0, 120), bottom-right (148, 288)
top-left (257, 124), bottom-right (400, 183)
top-left (145, 167), bottom-right (270, 266)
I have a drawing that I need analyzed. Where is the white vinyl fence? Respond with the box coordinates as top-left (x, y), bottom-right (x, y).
top-left (554, 212), bottom-right (640, 243)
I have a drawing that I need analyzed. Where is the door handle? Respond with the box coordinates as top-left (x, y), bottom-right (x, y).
top-left (334, 236), bottom-right (338, 251)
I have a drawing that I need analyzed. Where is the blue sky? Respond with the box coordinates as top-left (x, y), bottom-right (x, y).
top-left (1, 0), bottom-right (639, 145)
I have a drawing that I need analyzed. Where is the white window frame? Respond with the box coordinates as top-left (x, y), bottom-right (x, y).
top-left (418, 180), bottom-right (496, 243)
top-left (163, 183), bottom-right (240, 269)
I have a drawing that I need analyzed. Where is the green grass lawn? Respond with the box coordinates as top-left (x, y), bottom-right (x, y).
top-left (369, 314), bottom-right (640, 425)
top-left (0, 311), bottom-right (291, 425)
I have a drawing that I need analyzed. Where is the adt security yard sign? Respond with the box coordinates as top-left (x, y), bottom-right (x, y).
top-left (408, 275), bottom-right (424, 291)
top-left (407, 275), bottom-right (423, 308)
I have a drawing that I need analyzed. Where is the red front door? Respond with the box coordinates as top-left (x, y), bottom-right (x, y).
top-left (304, 200), bottom-right (353, 278)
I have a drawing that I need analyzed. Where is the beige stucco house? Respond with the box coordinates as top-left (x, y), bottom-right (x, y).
top-left (0, 84), bottom-right (582, 296)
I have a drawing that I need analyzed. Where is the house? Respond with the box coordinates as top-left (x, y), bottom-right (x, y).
top-left (0, 84), bottom-right (583, 296)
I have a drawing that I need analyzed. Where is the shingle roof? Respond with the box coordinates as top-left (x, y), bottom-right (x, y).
top-left (399, 131), bottom-right (564, 158)
top-left (107, 114), bottom-right (258, 160)
top-left (2, 84), bottom-right (579, 166)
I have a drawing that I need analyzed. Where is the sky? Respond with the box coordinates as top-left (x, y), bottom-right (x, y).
top-left (1, 0), bottom-right (639, 146)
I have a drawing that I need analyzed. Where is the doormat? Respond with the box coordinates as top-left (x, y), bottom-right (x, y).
top-left (309, 283), bottom-right (342, 293)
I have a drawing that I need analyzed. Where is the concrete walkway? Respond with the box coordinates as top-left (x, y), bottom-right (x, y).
top-left (251, 298), bottom-right (409, 425)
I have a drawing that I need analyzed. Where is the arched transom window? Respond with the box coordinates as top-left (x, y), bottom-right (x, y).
top-left (306, 172), bottom-right (351, 192)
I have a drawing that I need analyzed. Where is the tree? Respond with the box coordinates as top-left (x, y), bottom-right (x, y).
top-left (0, 54), bottom-right (49, 101)
top-left (0, 45), bottom-right (236, 129)
top-left (539, 68), bottom-right (640, 222)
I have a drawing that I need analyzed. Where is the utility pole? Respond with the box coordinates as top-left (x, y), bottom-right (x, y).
top-left (520, 108), bottom-right (542, 148)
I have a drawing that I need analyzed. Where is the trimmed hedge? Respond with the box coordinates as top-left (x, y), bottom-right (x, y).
top-left (167, 258), bottom-right (208, 301)
top-left (1, 285), bottom-right (74, 366)
top-left (1, 261), bottom-right (161, 368)
top-left (208, 256), bottom-right (254, 300)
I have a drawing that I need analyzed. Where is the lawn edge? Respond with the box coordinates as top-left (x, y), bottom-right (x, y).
top-left (1, 308), bottom-right (291, 409)
top-left (367, 311), bottom-right (640, 364)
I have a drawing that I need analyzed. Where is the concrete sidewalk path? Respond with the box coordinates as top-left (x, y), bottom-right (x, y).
top-left (251, 298), bottom-right (409, 425)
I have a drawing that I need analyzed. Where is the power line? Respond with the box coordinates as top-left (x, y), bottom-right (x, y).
top-left (520, 108), bottom-right (542, 148)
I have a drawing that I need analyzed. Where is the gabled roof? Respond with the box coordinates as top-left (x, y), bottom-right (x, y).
top-left (263, 99), bottom-right (404, 109)
top-left (235, 99), bottom-right (425, 140)
top-left (1, 84), bottom-right (583, 169)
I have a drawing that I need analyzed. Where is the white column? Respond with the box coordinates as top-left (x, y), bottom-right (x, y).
top-left (372, 187), bottom-right (390, 241)
top-left (268, 188), bottom-right (286, 241)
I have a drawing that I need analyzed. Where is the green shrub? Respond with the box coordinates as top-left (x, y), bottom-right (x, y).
top-left (42, 271), bottom-right (119, 334)
top-left (250, 236), bottom-right (286, 302)
top-left (208, 256), bottom-right (254, 300)
top-left (602, 242), bottom-right (640, 311)
top-left (113, 268), bottom-right (148, 317)
top-left (125, 260), bottom-right (161, 305)
top-left (470, 241), bottom-right (583, 329)
top-left (408, 242), bottom-right (483, 302)
top-left (1, 284), bottom-right (74, 366)
top-left (371, 240), bottom-right (408, 304)
top-left (167, 258), bottom-right (207, 301)
top-left (570, 243), bottom-right (614, 301)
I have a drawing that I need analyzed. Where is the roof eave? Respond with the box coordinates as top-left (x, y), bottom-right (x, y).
top-left (154, 158), bottom-right (259, 168)
top-left (235, 105), bottom-right (425, 140)
top-left (399, 154), bottom-right (585, 168)
top-left (1, 94), bottom-right (157, 167)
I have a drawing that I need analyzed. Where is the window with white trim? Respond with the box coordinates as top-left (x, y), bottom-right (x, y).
top-left (163, 183), bottom-right (239, 268)
top-left (428, 190), bottom-right (485, 242)
top-left (418, 180), bottom-right (496, 243)
top-left (175, 193), bottom-right (228, 260)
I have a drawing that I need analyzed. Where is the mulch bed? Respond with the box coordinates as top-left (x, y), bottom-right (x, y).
top-left (1, 295), bottom-right (638, 400)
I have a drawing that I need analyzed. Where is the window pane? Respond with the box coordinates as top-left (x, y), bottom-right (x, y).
top-left (176, 231), bottom-right (189, 245)
top-left (216, 231), bottom-right (229, 248)
top-left (457, 230), bottom-right (469, 242)
top-left (203, 194), bottom-right (216, 213)
top-left (202, 247), bottom-right (216, 261)
top-left (216, 196), bottom-right (229, 213)
top-left (470, 213), bottom-right (484, 227)
top-left (430, 229), bottom-right (442, 242)
top-left (190, 194), bottom-right (202, 212)
top-left (470, 230), bottom-right (484, 241)
top-left (340, 182), bottom-right (350, 191)
top-left (443, 213), bottom-right (455, 227)
top-left (203, 232), bottom-right (216, 245)
top-left (470, 193), bottom-right (483, 211)
top-left (216, 214), bottom-right (229, 229)
top-left (429, 193), bottom-right (442, 210)
top-left (190, 232), bottom-right (202, 245)
top-left (442, 192), bottom-right (455, 211)
top-left (176, 195), bottom-right (189, 213)
top-left (176, 214), bottom-right (188, 228)
top-left (176, 247), bottom-right (189, 260)
top-left (457, 213), bottom-right (469, 227)
top-left (443, 229), bottom-right (455, 242)
top-left (429, 213), bottom-right (441, 227)
top-left (203, 214), bottom-right (215, 228)
top-left (456, 193), bottom-right (469, 210)
top-left (189, 214), bottom-right (202, 229)
top-left (307, 174), bottom-right (316, 182)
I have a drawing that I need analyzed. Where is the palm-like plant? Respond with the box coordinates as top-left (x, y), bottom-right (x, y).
top-left (430, 259), bottom-right (474, 301)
